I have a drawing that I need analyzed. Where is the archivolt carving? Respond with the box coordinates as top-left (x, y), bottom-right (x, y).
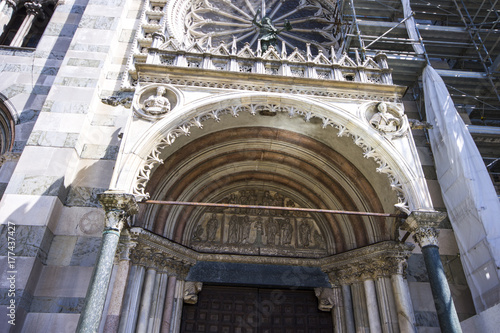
top-left (132, 102), bottom-right (410, 213)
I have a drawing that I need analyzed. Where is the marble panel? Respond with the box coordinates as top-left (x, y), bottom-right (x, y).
top-left (414, 311), bottom-right (439, 327)
top-left (0, 257), bottom-right (36, 290)
top-left (53, 206), bottom-right (104, 237)
top-left (408, 282), bottom-right (436, 312)
top-left (0, 194), bottom-right (63, 231)
top-left (80, 144), bottom-right (119, 160)
top-left (21, 313), bottom-right (79, 333)
top-left (30, 296), bottom-right (85, 313)
top-left (46, 236), bottom-right (78, 266)
top-left (71, 159), bottom-right (116, 188)
top-left (65, 186), bottom-right (107, 207)
top-left (0, 225), bottom-right (54, 263)
top-left (34, 265), bottom-right (93, 298)
top-left (70, 236), bottom-right (102, 267)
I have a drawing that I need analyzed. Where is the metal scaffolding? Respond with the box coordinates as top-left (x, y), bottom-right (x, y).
top-left (337, 0), bottom-right (500, 123)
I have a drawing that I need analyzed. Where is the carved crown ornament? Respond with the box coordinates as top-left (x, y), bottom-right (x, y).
top-left (131, 101), bottom-right (412, 214)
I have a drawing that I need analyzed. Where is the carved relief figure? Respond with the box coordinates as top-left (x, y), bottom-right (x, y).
top-left (314, 230), bottom-right (325, 249)
top-left (299, 220), bottom-right (311, 247)
top-left (281, 218), bottom-right (293, 245)
top-left (206, 213), bottom-right (219, 241)
top-left (192, 225), bottom-right (204, 242)
top-left (266, 217), bottom-right (279, 245)
top-left (369, 102), bottom-right (401, 132)
top-left (244, 216), bottom-right (253, 243)
top-left (144, 86), bottom-right (170, 115)
top-left (228, 215), bottom-right (239, 243)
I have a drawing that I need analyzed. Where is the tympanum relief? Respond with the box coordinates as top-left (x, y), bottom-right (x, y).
top-left (189, 190), bottom-right (328, 257)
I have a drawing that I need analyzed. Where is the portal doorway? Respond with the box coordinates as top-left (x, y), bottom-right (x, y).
top-left (181, 285), bottom-right (333, 333)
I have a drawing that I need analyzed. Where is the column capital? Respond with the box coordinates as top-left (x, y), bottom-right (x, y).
top-left (413, 226), bottom-right (440, 248)
top-left (402, 210), bottom-right (447, 232)
top-left (98, 191), bottom-right (138, 232)
top-left (24, 1), bottom-right (43, 16)
top-left (322, 241), bottom-right (414, 284)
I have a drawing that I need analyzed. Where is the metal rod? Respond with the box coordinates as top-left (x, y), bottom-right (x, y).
top-left (141, 200), bottom-right (406, 218)
top-left (364, 13), bottom-right (414, 50)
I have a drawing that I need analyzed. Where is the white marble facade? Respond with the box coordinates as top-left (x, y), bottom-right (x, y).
top-left (0, 0), bottom-right (484, 332)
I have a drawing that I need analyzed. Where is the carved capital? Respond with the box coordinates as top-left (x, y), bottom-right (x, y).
top-left (323, 241), bottom-right (414, 284)
top-left (184, 282), bottom-right (203, 304)
top-left (24, 2), bottom-right (43, 16)
top-left (130, 243), bottom-right (193, 278)
top-left (402, 210), bottom-right (447, 231)
top-left (413, 227), bottom-right (440, 248)
top-left (98, 191), bottom-right (138, 232)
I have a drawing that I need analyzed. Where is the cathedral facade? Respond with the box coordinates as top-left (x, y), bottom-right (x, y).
top-left (0, 0), bottom-right (499, 332)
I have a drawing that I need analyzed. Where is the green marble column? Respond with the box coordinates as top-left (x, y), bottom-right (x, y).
top-left (76, 191), bottom-right (138, 333)
top-left (404, 210), bottom-right (462, 333)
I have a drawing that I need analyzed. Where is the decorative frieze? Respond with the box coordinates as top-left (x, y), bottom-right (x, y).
top-left (321, 242), bottom-right (414, 285)
top-left (189, 189), bottom-right (328, 257)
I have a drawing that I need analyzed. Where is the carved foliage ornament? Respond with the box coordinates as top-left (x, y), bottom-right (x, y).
top-left (132, 102), bottom-right (411, 213)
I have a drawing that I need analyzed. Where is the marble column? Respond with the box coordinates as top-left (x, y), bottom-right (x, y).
top-left (10, 1), bottom-right (42, 47)
top-left (364, 278), bottom-right (382, 333)
top-left (351, 282), bottom-right (370, 333)
top-left (332, 287), bottom-right (345, 333)
top-left (161, 276), bottom-right (177, 333)
top-left (170, 279), bottom-right (185, 333)
top-left (375, 276), bottom-right (399, 333)
top-left (76, 191), bottom-right (138, 333)
top-left (414, 226), bottom-right (462, 333)
top-left (0, 0), bottom-right (15, 35)
top-left (147, 272), bottom-right (169, 333)
top-left (391, 273), bottom-right (416, 333)
top-left (137, 267), bottom-right (158, 331)
top-left (104, 230), bottom-right (137, 332)
top-left (118, 264), bottom-right (146, 332)
top-left (342, 284), bottom-right (356, 333)
top-left (404, 210), bottom-right (462, 333)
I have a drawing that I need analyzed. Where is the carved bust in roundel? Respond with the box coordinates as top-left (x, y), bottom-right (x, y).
top-left (367, 102), bottom-right (405, 135)
top-left (133, 84), bottom-right (178, 121)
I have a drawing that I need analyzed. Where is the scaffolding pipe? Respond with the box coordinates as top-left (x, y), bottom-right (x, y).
top-left (364, 13), bottom-right (415, 50)
top-left (141, 200), bottom-right (406, 218)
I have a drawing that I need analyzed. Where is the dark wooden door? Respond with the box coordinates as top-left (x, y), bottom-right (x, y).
top-left (181, 286), bottom-right (333, 333)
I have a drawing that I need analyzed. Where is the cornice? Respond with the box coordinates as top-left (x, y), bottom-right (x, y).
top-left (127, 228), bottom-right (413, 283)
